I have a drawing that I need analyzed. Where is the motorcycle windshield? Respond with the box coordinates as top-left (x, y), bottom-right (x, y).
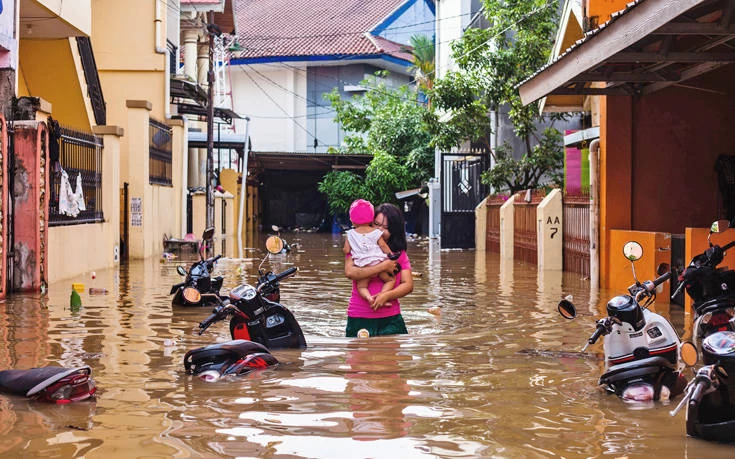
top-left (190, 264), bottom-right (207, 278)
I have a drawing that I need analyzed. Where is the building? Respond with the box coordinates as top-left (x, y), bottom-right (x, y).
top-left (227, 0), bottom-right (435, 230)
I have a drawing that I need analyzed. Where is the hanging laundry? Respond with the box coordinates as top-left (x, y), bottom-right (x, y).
top-left (74, 173), bottom-right (86, 212)
top-left (58, 168), bottom-right (80, 217)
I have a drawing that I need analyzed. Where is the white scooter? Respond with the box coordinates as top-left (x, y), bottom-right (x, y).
top-left (558, 241), bottom-right (697, 402)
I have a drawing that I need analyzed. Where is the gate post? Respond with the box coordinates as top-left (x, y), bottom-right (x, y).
top-left (499, 194), bottom-right (515, 260)
top-left (0, 115), bottom-right (7, 298)
top-left (11, 121), bottom-right (49, 292)
top-left (537, 189), bottom-right (563, 270)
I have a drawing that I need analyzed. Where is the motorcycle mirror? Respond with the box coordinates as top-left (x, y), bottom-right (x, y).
top-left (202, 227), bottom-right (215, 241)
top-left (557, 299), bottom-right (577, 320)
top-left (176, 266), bottom-right (187, 276)
top-left (656, 263), bottom-right (670, 276)
top-left (271, 225), bottom-right (280, 233)
top-left (710, 219), bottom-right (730, 234)
top-left (265, 236), bottom-right (284, 254)
top-left (623, 241), bottom-right (643, 261)
top-left (680, 341), bottom-right (698, 367)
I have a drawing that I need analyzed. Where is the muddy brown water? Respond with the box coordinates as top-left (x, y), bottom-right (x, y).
top-left (0, 233), bottom-right (732, 457)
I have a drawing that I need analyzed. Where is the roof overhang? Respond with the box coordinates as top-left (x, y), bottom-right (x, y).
top-left (170, 77), bottom-right (240, 123)
top-left (519, 0), bottom-right (735, 107)
top-left (250, 151), bottom-right (373, 173)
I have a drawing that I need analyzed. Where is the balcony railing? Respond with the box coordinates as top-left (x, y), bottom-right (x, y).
top-left (49, 125), bottom-right (104, 226)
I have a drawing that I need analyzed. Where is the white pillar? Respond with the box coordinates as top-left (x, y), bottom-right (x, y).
top-left (183, 29), bottom-right (199, 81)
top-left (537, 189), bottom-right (563, 271)
top-left (499, 195), bottom-right (515, 260)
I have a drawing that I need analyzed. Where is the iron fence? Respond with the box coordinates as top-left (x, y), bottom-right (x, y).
top-left (149, 118), bottom-right (173, 186)
top-left (49, 126), bottom-right (104, 226)
top-left (562, 192), bottom-right (591, 277)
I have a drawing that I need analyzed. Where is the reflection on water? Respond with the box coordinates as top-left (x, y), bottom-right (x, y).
top-left (0, 233), bottom-right (731, 457)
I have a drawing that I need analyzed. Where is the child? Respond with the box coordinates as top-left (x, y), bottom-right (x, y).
top-left (343, 199), bottom-right (400, 303)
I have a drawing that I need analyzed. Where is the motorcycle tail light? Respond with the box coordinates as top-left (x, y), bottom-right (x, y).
top-left (183, 287), bottom-right (202, 303)
top-left (39, 373), bottom-right (97, 404)
top-left (709, 311), bottom-right (732, 328)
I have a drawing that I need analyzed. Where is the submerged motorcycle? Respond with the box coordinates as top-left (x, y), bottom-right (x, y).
top-left (0, 366), bottom-right (96, 403)
top-left (668, 219), bottom-right (735, 442)
top-left (170, 227), bottom-right (224, 306)
top-left (558, 241), bottom-right (697, 402)
top-left (184, 236), bottom-right (306, 381)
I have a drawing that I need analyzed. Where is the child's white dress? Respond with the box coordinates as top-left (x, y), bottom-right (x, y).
top-left (347, 229), bottom-right (387, 267)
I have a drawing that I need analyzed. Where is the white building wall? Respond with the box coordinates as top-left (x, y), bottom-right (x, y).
top-left (435, 0), bottom-right (473, 79)
top-left (230, 63), bottom-right (308, 152)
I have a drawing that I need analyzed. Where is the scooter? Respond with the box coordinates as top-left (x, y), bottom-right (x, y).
top-left (666, 219), bottom-right (735, 442)
top-left (0, 366), bottom-right (96, 403)
top-left (183, 236), bottom-right (306, 381)
top-left (170, 227), bottom-right (225, 306)
top-left (670, 330), bottom-right (735, 442)
top-left (558, 241), bottom-right (697, 402)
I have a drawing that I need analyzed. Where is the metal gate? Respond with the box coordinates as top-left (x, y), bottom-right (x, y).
top-left (440, 152), bottom-right (488, 249)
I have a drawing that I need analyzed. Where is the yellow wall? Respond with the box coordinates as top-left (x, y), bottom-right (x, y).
top-left (18, 38), bottom-right (92, 129)
top-left (48, 128), bottom-right (123, 283)
top-left (92, 0), bottom-right (168, 122)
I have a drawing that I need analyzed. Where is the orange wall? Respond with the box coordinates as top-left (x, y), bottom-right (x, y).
top-left (631, 68), bottom-right (735, 234)
top-left (599, 66), bottom-right (735, 287)
top-left (600, 95), bottom-right (632, 287)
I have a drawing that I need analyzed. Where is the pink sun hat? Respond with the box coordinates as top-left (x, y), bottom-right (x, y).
top-left (349, 199), bottom-right (374, 225)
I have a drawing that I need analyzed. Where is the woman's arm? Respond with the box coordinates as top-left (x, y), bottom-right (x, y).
top-left (344, 255), bottom-right (398, 281)
top-left (371, 267), bottom-right (413, 309)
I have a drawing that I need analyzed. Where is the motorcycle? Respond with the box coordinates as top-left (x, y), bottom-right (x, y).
top-left (667, 219), bottom-right (735, 442)
top-left (170, 227), bottom-right (225, 306)
top-left (672, 219), bottom-right (735, 347)
top-left (670, 330), bottom-right (735, 442)
top-left (0, 366), bottom-right (96, 403)
top-left (183, 236), bottom-right (306, 381)
top-left (558, 241), bottom-right (697, 402)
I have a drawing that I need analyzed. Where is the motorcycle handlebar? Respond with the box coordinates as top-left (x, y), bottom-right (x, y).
top-left (206, 254), bottom-right (222, 267)
top-left (588, 322), bottom-right (606, 345)
top-left (198, 311), bottom-right (220, 334)
top-left (689, 379), bottom-right (709, 408)
top-left (273, 266), bottom-right (298, 283)
top-left (652, 272), bottom-right (671, 289)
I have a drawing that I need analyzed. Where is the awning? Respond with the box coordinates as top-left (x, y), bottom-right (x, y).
top-left (519, 0), bottom-right (735, 106)
top-left (188, 131), bottom-right (247, 149)
top-left (170, 77), bottom-right (240, 123)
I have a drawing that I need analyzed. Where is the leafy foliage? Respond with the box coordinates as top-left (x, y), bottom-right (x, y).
top-left (428, 0), bottom-right (567, 194)
top-left (319, 71), bottom-right (434, 215)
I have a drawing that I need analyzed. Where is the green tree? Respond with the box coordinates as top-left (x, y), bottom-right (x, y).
top-left (427, 0), bottom-right (565, 194)
top-left (318, 72), bottom-right (433, 215)
top-left (406, 34), bottom-right (435, 95)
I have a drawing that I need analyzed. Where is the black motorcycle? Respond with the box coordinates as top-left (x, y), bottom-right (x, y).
top-left (170, 227), bottom-right (224, 306)
top-left (184, 236), bottom-right (306, 381)
top-left (669, 219), bottom-right (735, 441)
top-left (0, 366), bottom-right (96, 403)
top-left (673, 219), bottom-right (735, 345)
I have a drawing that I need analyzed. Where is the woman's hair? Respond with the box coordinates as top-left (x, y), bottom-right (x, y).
top-left (375, 203), bottom-right (407, 253)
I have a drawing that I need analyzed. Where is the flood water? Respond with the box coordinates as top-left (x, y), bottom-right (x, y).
top-left (0, 232), bottom-right (732, 457)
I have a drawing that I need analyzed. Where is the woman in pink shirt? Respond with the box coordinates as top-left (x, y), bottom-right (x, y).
top-left (344, 203), bottom-right (413, 337)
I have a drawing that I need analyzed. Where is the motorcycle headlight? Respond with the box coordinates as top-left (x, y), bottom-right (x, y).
top-left (183, 287), bottom-right (202, 303)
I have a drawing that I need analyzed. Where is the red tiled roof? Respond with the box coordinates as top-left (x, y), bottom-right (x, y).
top-left (233, 0), bottom-right (412, 60)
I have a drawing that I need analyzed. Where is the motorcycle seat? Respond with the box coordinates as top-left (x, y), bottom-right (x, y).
top-left (601, 356), bottom-right (675, 384)
top-left (0, 366), bottom-right (92, 397)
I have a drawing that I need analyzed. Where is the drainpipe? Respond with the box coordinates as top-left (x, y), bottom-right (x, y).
top-left (237, 117), bottom-right (251, 258)
top-left (154, 0), bottom-right (166, 54)
top-left (589, 138), bottom-right (600, 290)
top-left (181, 116), bottom-right (189, 237)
